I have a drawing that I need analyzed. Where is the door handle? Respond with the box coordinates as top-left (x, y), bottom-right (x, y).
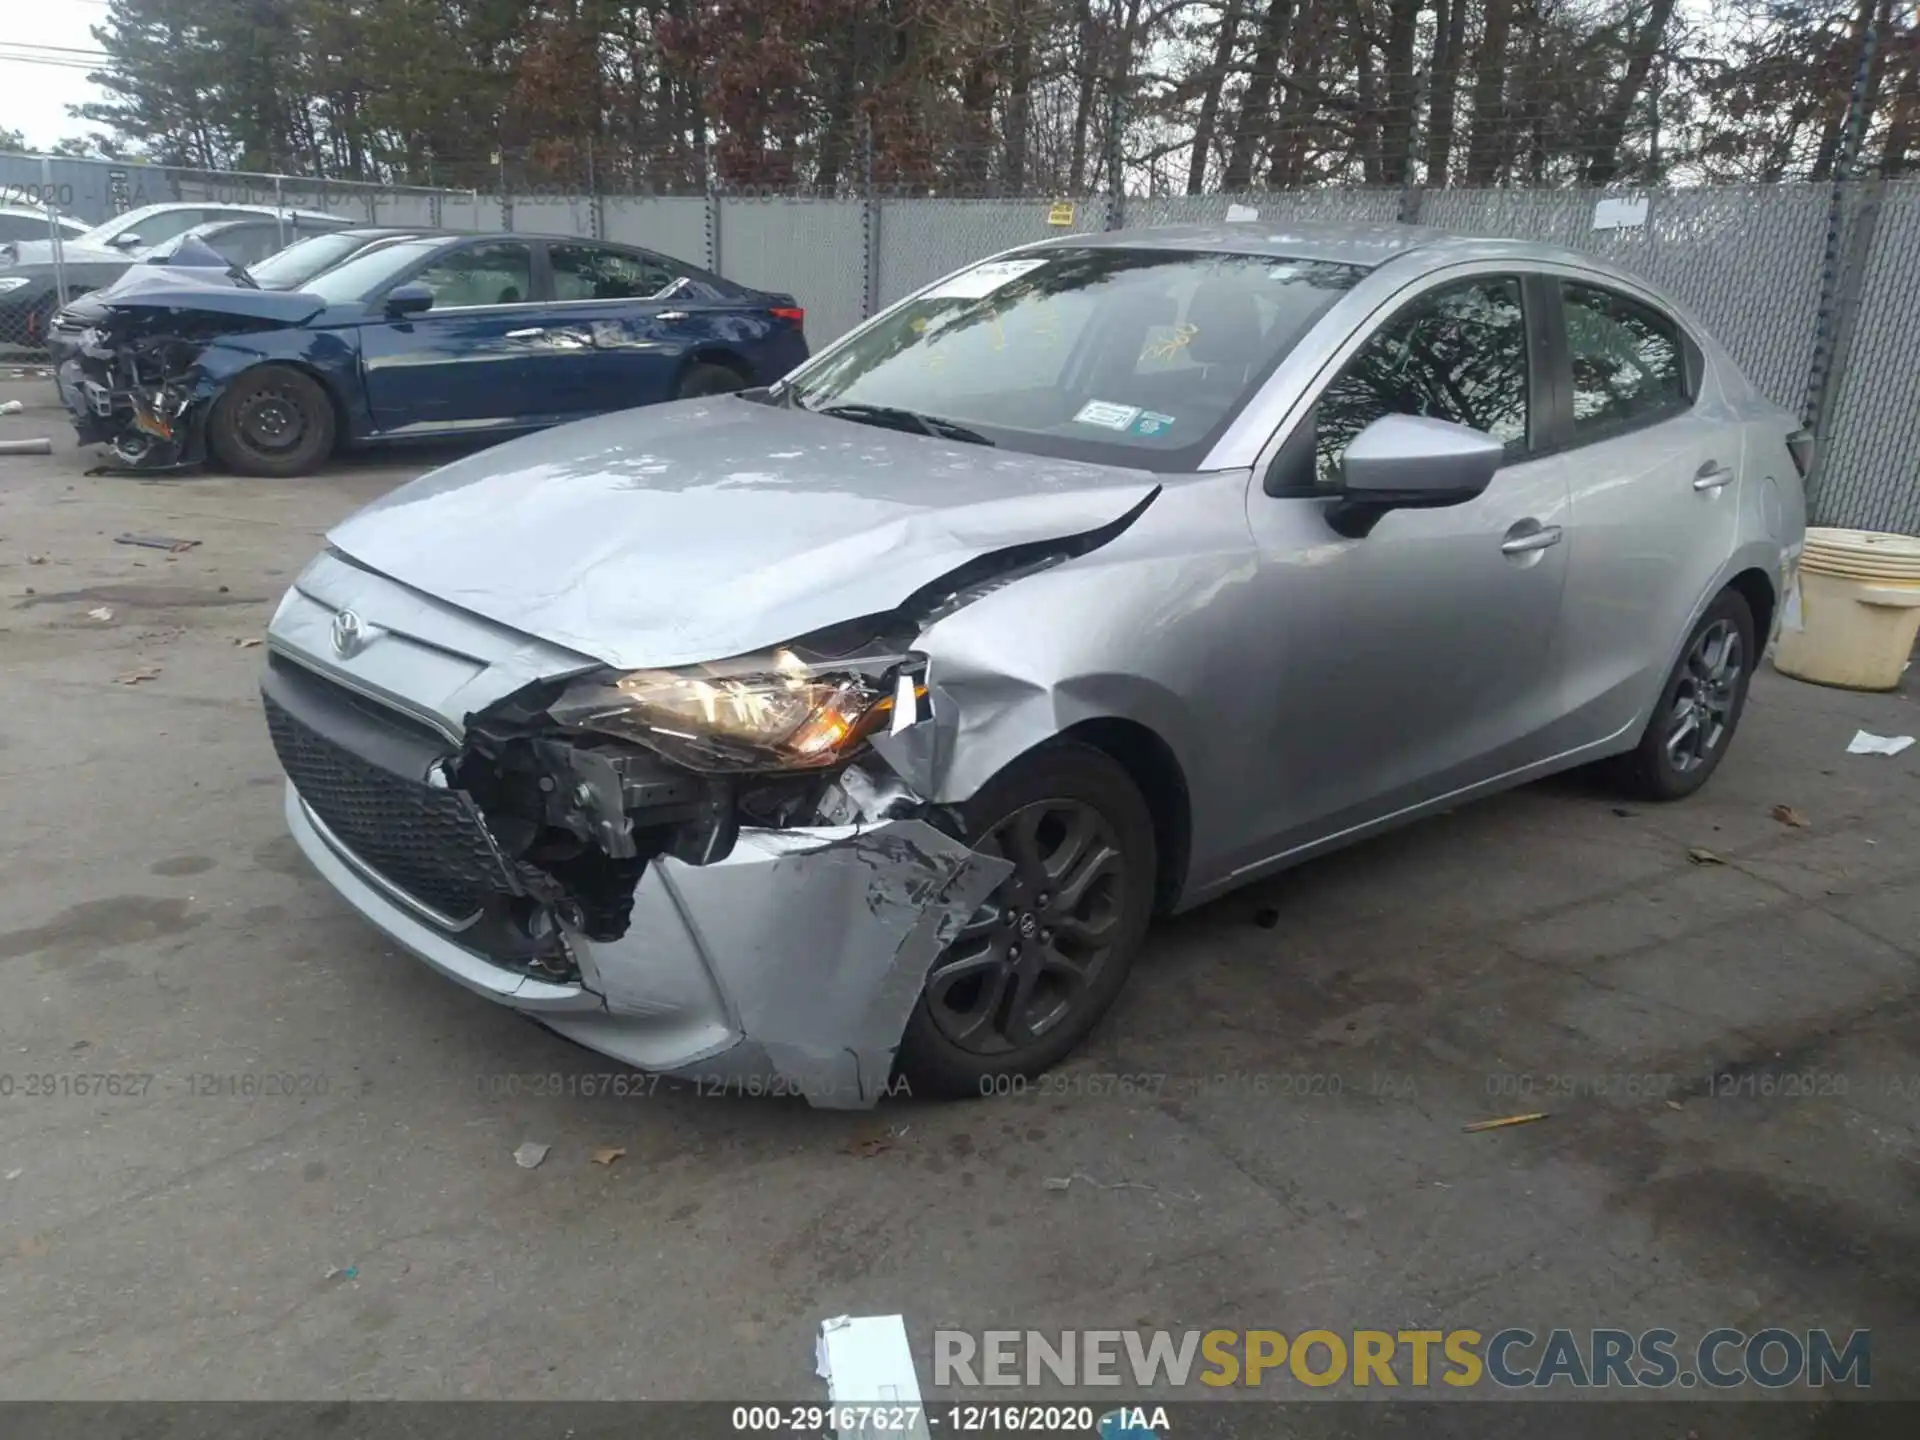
top-left (505, 327), bottom-right (545, 340)
top-left (1693, 461), bottom-right (1734, 491)
top-left (1501, 524), bottom-right (1564, 555)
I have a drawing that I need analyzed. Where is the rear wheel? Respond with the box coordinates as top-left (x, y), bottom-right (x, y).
top-left (675, 361), bottom-right (748, 399)
top-left (1610, 588), bottom-right (1756, 800)
top-left (207, 364), bottom-right (336, 477)
top-left (896, 743), bottom-right (1155, 1099)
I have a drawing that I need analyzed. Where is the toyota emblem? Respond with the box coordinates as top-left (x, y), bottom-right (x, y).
top-left (331, 608), bottom-right (368, 658)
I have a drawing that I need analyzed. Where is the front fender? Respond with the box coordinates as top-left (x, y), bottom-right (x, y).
top-left (194, 329), bottom-right (370, 438)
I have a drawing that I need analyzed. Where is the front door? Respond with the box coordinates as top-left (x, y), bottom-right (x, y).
top-left (1239, 273), bottom-right (1573, 860)
top-left (359, 240), bottom-right (557, 434)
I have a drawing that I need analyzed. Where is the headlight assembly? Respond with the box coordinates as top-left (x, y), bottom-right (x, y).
top-left (549, 646), bottom-right (928, 772)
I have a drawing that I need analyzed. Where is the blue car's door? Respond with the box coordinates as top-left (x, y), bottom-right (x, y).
top-left (357, 240), bottom-right (565, 434)
top-left (532, 241), bottom-right (713, 416)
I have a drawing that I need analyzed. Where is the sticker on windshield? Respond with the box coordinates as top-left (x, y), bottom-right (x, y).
top-left (1130, 411), bottom-right (1177, 437)
top-left (926, 258), bottom-right (1049, 301)
top-left (1073, 400), bottom-right (1142, 431)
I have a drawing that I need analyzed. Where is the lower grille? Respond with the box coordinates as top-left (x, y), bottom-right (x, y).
top-left (263, 684), bottom-right (515, 923)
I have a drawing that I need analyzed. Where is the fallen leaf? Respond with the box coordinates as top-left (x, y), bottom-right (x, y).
top-left (1770, 804), bottom-right (1808, 828)
top-left (1687, 846), bottom-right (1724, 865)
top-left (1462, 1112), bottom-right (1549, 1133)
top-left (87, 606), bottom-right (113, 621)
top-left (114, 665), bottom-right (162, 685)
top-left (1665, 1100), bottom-right (1684, 1111)
top-left (234, 636), bottom-right (263, 648)
top-left (591, 1146), bottom-right (626, 1166)
top-left (512, 1141), bottom-right (549, 1169)
top-left (843, 1129), bottom-right (895, 1158)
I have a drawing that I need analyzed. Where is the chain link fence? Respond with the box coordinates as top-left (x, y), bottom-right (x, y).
top-left (3, 146), bottom-right (1916, 534)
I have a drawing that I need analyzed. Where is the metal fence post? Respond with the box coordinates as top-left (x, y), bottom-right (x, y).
top-left (42, 156), bottom-right (65, 315)
top-left (588, 137), bottom-right (604, 240)
top-left (273, 175), bottom-right (286, 248)
top-left (1105, 83), bottom-right (1126, 230)
top-left (862, 116), bottom-right (880, 321)
top-left (1803, 179), bottom-right (1884, 520)
top-left (1802, 14), bottom-right (1881, 433)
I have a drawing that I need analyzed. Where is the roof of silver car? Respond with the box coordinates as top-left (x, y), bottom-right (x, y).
top-left (1030, 218), bottom-right (1594, 272)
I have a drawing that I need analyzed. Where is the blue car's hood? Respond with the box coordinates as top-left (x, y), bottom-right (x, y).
top-left (91, 283), bottom-right (326, 325)
top-left (326, 397), bottom-right (1161, 671)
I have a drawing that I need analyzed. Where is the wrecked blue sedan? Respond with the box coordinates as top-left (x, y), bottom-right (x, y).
top-left (61, 232), bottom-right (811, 474)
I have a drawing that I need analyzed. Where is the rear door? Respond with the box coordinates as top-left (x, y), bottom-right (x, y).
top-left (524, 240), bottom-right (695, 416)
top-left (1548, 278), bottom-right (1741, 746)
top-left (358, 239), bottom-right (560, 433)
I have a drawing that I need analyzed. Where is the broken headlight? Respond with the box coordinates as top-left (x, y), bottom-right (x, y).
top-left (549, 648), bottom-right (927, 773)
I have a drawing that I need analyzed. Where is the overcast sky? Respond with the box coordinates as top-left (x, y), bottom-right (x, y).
top-left (0, 0), bottom-right (111, 149)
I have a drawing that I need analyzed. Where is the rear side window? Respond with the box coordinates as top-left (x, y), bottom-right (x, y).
top-left (1561, 283), bottom-right (1688, 439)
top-left (1313, 276), bottom-right (1529, 487)
top-left (550, 243), bottom-right (678, 300)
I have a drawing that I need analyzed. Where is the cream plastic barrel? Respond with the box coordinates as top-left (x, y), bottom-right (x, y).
top-left (1773, 527), bottom-right (1920, 690)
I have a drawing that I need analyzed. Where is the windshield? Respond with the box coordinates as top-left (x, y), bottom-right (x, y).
top-left (784, 247), bottom-right (1364, 470)
top-left (251, 231), bottom-right (385, 290)
top-left (298, 237), bottom-right (444, 302)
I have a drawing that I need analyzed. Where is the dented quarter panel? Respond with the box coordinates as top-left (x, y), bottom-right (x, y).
top-left (324, 397), bottom-right (1161, 671)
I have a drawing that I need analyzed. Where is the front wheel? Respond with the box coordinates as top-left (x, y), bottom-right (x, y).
top-left (1611, 588), bottom-right (1756, 801)
top-left (207, 364), bottom-right (337, 477)
top-left (896, 742), bottom-right (1156, 1099)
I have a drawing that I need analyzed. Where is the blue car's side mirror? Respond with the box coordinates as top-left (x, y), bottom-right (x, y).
top-left (385, 282), bottom-right (434, 318)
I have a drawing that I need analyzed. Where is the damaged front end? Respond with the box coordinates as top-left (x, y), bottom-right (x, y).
top-left (61, 290), bottom-right (316, 472)
top-left (264, 608), bottom-right (1014, 1107)
top-left (63, 318), bottom-right (214, 471)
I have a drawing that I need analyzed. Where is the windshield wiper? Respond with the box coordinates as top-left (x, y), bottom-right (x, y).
top-left (814, 402), bottom-right (995, 447)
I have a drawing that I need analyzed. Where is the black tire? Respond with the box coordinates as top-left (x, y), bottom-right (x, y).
top-left (676, 361), bottom-right (748, 399)
top-left (896, 742), bottom-right (1156, 1100)
top-left (1610, 588), bottom-right (1756, 801)
top-left (207, 365), bottom-right (337, 477)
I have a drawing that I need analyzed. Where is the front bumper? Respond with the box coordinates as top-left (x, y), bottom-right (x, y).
top-left (286, 783), bottom-right (1008, 1109)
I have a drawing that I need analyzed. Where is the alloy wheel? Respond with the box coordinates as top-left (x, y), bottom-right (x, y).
top-left (1665, 618), bottom-right (1743, 773)
top-left (923, 799), bottom-right (1130, 1056)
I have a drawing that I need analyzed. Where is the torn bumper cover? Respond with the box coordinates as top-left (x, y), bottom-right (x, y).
top-left (285, 784), bottom-right (1008, 1107)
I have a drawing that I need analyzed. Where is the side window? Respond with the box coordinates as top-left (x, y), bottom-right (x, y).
top-left (1313, 276), bottom-right (1529, 487)
top-left (1561, 282), bottom-right (1688, 439)
top-left (413, 242), bottom-right (534, 307)
top-left (550, 244), bottom-right (677, 301)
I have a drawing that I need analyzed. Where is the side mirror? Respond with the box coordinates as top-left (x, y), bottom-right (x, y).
top-left (384, 281), bottom-right (434, 318)
top-left (1328, 413), bottom-right (1505, 538)
top-left (109, 231), bottom-right (144, 251)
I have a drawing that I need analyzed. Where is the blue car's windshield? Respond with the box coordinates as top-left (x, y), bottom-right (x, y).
top-left (298, 237), bottom-right (445, 303)
top-left (252, 232), bottom-right (399, 291)
top-left (783, 247), bottom-right (1365, 472)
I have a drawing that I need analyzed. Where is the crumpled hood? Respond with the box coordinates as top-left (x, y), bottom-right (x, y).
top-left (326, 398), bottom-right (1160, 671)
top-left (90, 283), bottom-right (325, 326)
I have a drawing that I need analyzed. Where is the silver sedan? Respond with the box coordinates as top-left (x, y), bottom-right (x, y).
top-left (262, 222), bottom-right (1808, 1106)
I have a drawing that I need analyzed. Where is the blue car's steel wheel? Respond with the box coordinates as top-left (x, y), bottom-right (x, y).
top-left (208, 365), bottom-right (337, 478)
top-left (898, 742), bottom-right (1155, 1098)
